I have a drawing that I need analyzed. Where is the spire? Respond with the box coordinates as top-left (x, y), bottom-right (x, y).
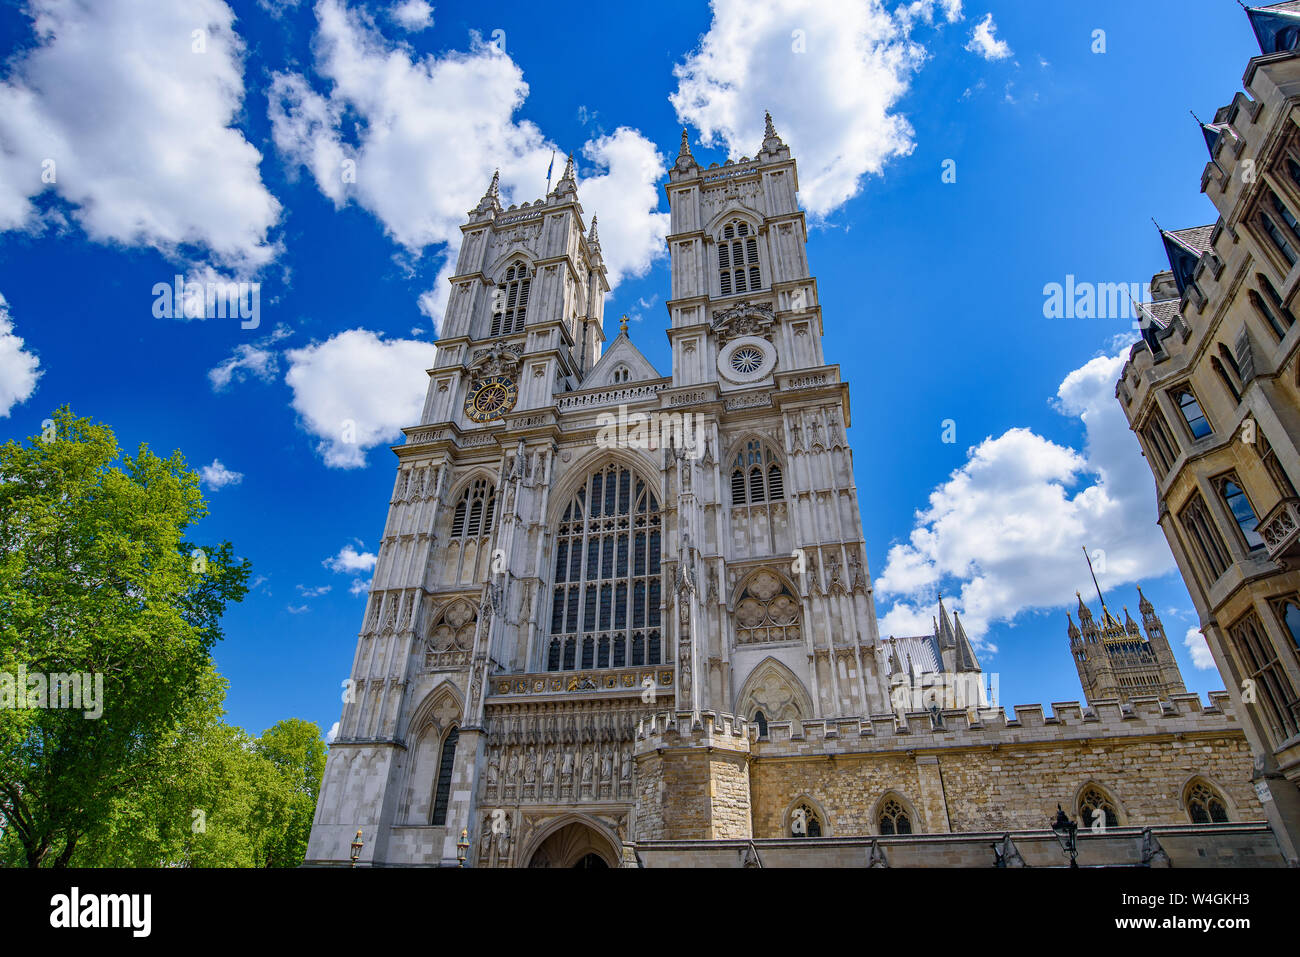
top-left (551, 153), bottom-right (577, 197)
top-left (1067, 613), bottom-right (1080, 641)
top-left (588, 215), bottom-right (601, 250)
top-left (1076, 591), bottom-right (1093, 621)
top-left (472, 168), bottom-right (501, 216)
top-left (1137, 585), bottom-right (1154, 617)
top-left (952, 613), bottom-right (980, 673)
top-left (1123, 606), bottom-right (1140, 636)
top-left (937, 594), bottom-right (956, 649)
top-left (887, 639), bottom-right (904, 675)
top-left (760, 110), bottom-right (785, 153)
top-left (674, 127), bottom-right (697, 171)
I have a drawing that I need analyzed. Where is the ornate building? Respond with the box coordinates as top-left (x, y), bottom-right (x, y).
top-left (1116, 1), bottom-right (1300, 863)
top-left (307, 114), bottom-right (1284, 868)
top-left (1068, 586), bottom-right (1187, 706)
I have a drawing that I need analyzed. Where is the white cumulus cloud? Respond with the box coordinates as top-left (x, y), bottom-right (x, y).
top-left (285, 329), bottom-right (434, 468)
top-left (199, 459), bottom-right (244, 490)
top-left (0, 293), bottom-right (41, 418)
top-left (269, 0), bottom-right (666, 327)
top-left (965, 12), bottom-right (1012, 60)
top-left (1184, 627), bottom-right (1216, 671)
top-left (876, 349), bottom-right (1176, 651)
top-left (0, 0), bottom-right (281, 274)
top-left (670, 0), bottom-right (936, 217)
top-left (324, 542), bottom-right (378, 574)
top-left (208, 325), bottom-right (293, 391)
top-left (389, 0), bottom-right (433, 30)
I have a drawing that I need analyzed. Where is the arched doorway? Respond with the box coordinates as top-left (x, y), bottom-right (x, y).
top-left (525, 820), bottom-right (619, 868)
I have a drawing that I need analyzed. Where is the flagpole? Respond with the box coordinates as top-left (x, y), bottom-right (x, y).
top-left (546, 149), bottom-right (555, 194)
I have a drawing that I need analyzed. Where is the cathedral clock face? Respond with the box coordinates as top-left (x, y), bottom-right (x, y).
top-left (464, 375), bottom-right (519, 423)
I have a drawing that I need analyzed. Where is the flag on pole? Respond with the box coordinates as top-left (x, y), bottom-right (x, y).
top-left (546, 150), bottom-right (555, 192)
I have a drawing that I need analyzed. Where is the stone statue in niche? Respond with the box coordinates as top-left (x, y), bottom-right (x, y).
top-left (581, 749), bottom-right (594, 786)
top-left (601, 746), bottom-right (613, 782)
top-left (486, 751), bottom-right (500, 787)
top-left (524, 746), bottom-right (537, 785)
top-left (542, 748), bottom-right (556, 785)
top-left (506, 750), bottom-right (519, 781)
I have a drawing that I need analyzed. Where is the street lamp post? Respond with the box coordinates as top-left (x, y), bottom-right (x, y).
top-left (1050, 804), bottom-right (1078, 868)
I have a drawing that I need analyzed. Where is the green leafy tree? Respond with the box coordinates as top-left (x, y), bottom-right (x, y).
top-left (0, 407), bottom-right (249, 866)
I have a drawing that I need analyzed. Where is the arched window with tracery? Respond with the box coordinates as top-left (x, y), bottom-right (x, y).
top-left (546, 464), bottom-right (662, 671)
top-left (1078, 785), bottom-right (1120, 830)
top-left (790, 801), bottom-right (822, 838)
top-left (730, 439), bottom-right (783, 506)
top-left (491, 261), bottom-right (531, 336)
top-left (718, 220), bottom-right (761, 296)
top-left (1185, 780), bottom-right (1230, 824)
top-left (735, 570), bottom-right (801, 645)
top-left (451, 479), bottom-right (496, 539)
top-left (878, 797), bottom-right (912, 835)
top-left (431, 726), bottom-right (459, 826)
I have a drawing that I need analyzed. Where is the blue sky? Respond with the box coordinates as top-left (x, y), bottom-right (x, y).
top-left (0, 0), bottom-right (1262, 738)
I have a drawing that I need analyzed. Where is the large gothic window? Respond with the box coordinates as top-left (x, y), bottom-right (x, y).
top-left (718, 220), bottom-right (761, 296)
top-left (491, 261), bottom-right (531, 337)
top-left (546, 464), bottom-right (662, 672)
top-left (730, 439), bottom-right (783, 506)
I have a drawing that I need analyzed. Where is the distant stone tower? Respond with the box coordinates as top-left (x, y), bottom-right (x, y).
top-left (1067, 585), bottom-right (1187, 705)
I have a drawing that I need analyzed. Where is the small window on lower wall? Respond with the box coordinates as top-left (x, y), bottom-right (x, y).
top-left (790, 801), bottom-right (822, 837)
top-left (1185, 780), bottom-right (1230, 824)
top-left (878, 797), bottom-right (912, 835)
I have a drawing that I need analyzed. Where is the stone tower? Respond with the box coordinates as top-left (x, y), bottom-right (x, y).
top-left (1067, 586), bottom-right (1187, 705)
top-left (306, 118), bottom-right (891, 867)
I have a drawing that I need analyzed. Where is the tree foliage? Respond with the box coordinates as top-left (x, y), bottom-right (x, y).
top-left (0, 408), bottom-right (324, 867)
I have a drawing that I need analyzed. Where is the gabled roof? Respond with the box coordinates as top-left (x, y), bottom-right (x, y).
top-left (881, 634), bottom-right (941, 677)
top-left (581, 326), bottom-right (663, 389)
top-left (1247, 3), bottom-right (1300, 55)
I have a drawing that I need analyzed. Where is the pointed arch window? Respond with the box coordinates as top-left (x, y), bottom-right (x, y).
top-left (1078, 786), bottom-right (1119, 830)
top-left (718, 220), bottom-right (761, 296)
top-left (1216, 473), bottom-right (1264, 551)
top-left (790, 802), bottom-right (822, 838)
top-left (1260, 207), bottom-right (1299, 266)
top-left (731, 439), bottom-right (784, 506)
top-left (431, 727), bottom-right (459, 826)
top-left (546, 464), bottom-right (662, 671)
top-left (1185, 780), bottom-right (1230, 824)
top-left (878, 797), bottom-right (912, 835)
top-left (491, 261), bottom-right (531, 337)
top-left (753, 709), bottom-right (769, 738)
top-left (451, 479), bottom-right (496, 539)
top-left (1171, 387), bottom-right (1211, 440)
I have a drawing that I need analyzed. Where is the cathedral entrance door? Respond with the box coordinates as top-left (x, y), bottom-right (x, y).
top-left (525, 820), bottom-right (619, 868)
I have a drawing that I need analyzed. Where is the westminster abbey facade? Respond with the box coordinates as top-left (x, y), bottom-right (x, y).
top-left (306, 118), bottom-right (1287, 868)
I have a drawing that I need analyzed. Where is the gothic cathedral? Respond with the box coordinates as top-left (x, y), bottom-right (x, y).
top-left (306, 119), bottom-right (1273, 868)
